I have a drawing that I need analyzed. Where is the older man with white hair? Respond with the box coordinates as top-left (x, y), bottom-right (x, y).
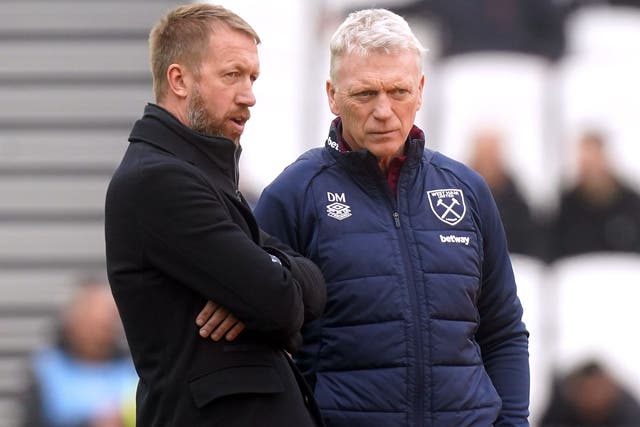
top-left (253, 8), bottom-right (530, 427)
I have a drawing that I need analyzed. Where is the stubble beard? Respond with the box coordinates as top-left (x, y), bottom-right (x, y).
top-left (186, 86), bottom-right (226, 140)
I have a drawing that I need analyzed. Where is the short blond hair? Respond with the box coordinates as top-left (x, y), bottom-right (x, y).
top-left (149, 3), bottom-right (260, 102)
top-left (329, 8), bottom-right (426, 82)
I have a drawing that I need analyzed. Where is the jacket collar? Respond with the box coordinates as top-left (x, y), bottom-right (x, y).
top-left (128, 103), bottom-right (241, 184)
top-left (324, 117), bottom-right (427, 172)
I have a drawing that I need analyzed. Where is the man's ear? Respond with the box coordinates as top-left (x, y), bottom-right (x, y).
top-left (416, 73), bottom-right (425, 111)
top-left (326, 80), bottom-right (340, 116)
top-left (166, 63), bottom-right (190, 99)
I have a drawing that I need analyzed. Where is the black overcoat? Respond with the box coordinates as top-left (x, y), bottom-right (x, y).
top-left (105, 104), bottom-right (326, 426)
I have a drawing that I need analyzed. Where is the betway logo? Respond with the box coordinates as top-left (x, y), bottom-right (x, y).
top-left (327, 136), bottom-right (340, 151)
top-left (440, 234), bottom-right (470, 246)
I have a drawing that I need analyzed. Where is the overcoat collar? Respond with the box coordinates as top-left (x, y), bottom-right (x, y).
top-left (128, 103), bottom-right (241, 185)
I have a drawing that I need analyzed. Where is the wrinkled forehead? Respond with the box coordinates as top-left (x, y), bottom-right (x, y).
top-left (332, 49), bottom-right (422, 85)
top-left (331, 47), bottom-right (421, 79)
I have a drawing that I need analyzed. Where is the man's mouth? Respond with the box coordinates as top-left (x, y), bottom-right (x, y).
top-left (230, 112), bottom-right (250, 129)
top-left (371, 129), bottom-right (397, 136)
top-left (227, 117), bottom-right (245, 133)
top-left (233, 110), bottom-right (250, 123)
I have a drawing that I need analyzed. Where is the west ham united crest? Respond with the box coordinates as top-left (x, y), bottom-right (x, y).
top-left (427, 189), bottom-right (466, 226)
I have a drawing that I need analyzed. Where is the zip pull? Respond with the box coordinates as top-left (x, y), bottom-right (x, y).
top-left (393, 211), bottom-right (401, 228)
top-left (233, 145), bottom-right (241, 199)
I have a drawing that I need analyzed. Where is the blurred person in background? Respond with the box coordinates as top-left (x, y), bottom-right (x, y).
top-left (252, 8), bottom-right (529, 427)
top-left (105, 3), bottom-right (325, 426)
top-left (20, 279), bottom-right (137, 427)
top-left (550, 130), bottom-right (640, 260)
top-left (467, 126), bottom-right (544, 258)
top-left (540, 359), bottom-right (640, 426)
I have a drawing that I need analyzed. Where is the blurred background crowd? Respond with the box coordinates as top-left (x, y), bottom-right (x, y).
top-left (1, 0), bottom-right (639, 425)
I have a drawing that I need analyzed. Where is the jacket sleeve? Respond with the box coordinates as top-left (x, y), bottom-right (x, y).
top-left (473, 178), bottom-right (531, 426)
top-left (135, 161), bottom-right (307, 339)
top-left (254, 175), bottom-right (325, 367)
top-left (254, 176), bottom-right (309, 256)
top-left (260, 230), bottom-right (326, 323)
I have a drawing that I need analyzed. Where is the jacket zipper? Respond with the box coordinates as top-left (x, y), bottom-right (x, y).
top-left (233, 145), bottom-right (242, 200)
top-left (395, 210), bottom-right (425, 427)
top-left (379, 168), bottom-right (425, 427)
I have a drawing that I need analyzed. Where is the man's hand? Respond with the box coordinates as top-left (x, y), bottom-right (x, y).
top-left (196, 300), bottom-right (245, 341)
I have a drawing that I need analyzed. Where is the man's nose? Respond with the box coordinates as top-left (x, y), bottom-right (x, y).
top-left (237, 78), bottom-right (256, 107)
top-left (372, 94), bottom-right (392, 119)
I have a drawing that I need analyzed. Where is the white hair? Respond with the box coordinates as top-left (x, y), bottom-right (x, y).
top-left (329, 8), bottom-right (427, 81)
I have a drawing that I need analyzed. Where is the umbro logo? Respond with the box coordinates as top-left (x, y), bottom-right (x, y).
top-left (326, 192), bottom-right (352, 221)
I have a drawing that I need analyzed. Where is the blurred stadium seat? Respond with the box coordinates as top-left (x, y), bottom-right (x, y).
top-left (554, 55), bottom-right (640, 195)
top-left (548, 253), bottom-right (640, 402)
top-left (565, 4), bottom-right (640, 57)
top-left (558, 4), bottom-right (640, 193)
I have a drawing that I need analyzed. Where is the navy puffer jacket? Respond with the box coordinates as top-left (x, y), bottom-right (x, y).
top-left (254, 121), bottom-right (529, 427)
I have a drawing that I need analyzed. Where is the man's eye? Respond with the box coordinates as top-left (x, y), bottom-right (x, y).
top-left (355, 90), bottom-right (375, 98)
top-left (391, 88), bottom-right (411, 99)
top-left (226, 72), bottom-right (240, 79)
